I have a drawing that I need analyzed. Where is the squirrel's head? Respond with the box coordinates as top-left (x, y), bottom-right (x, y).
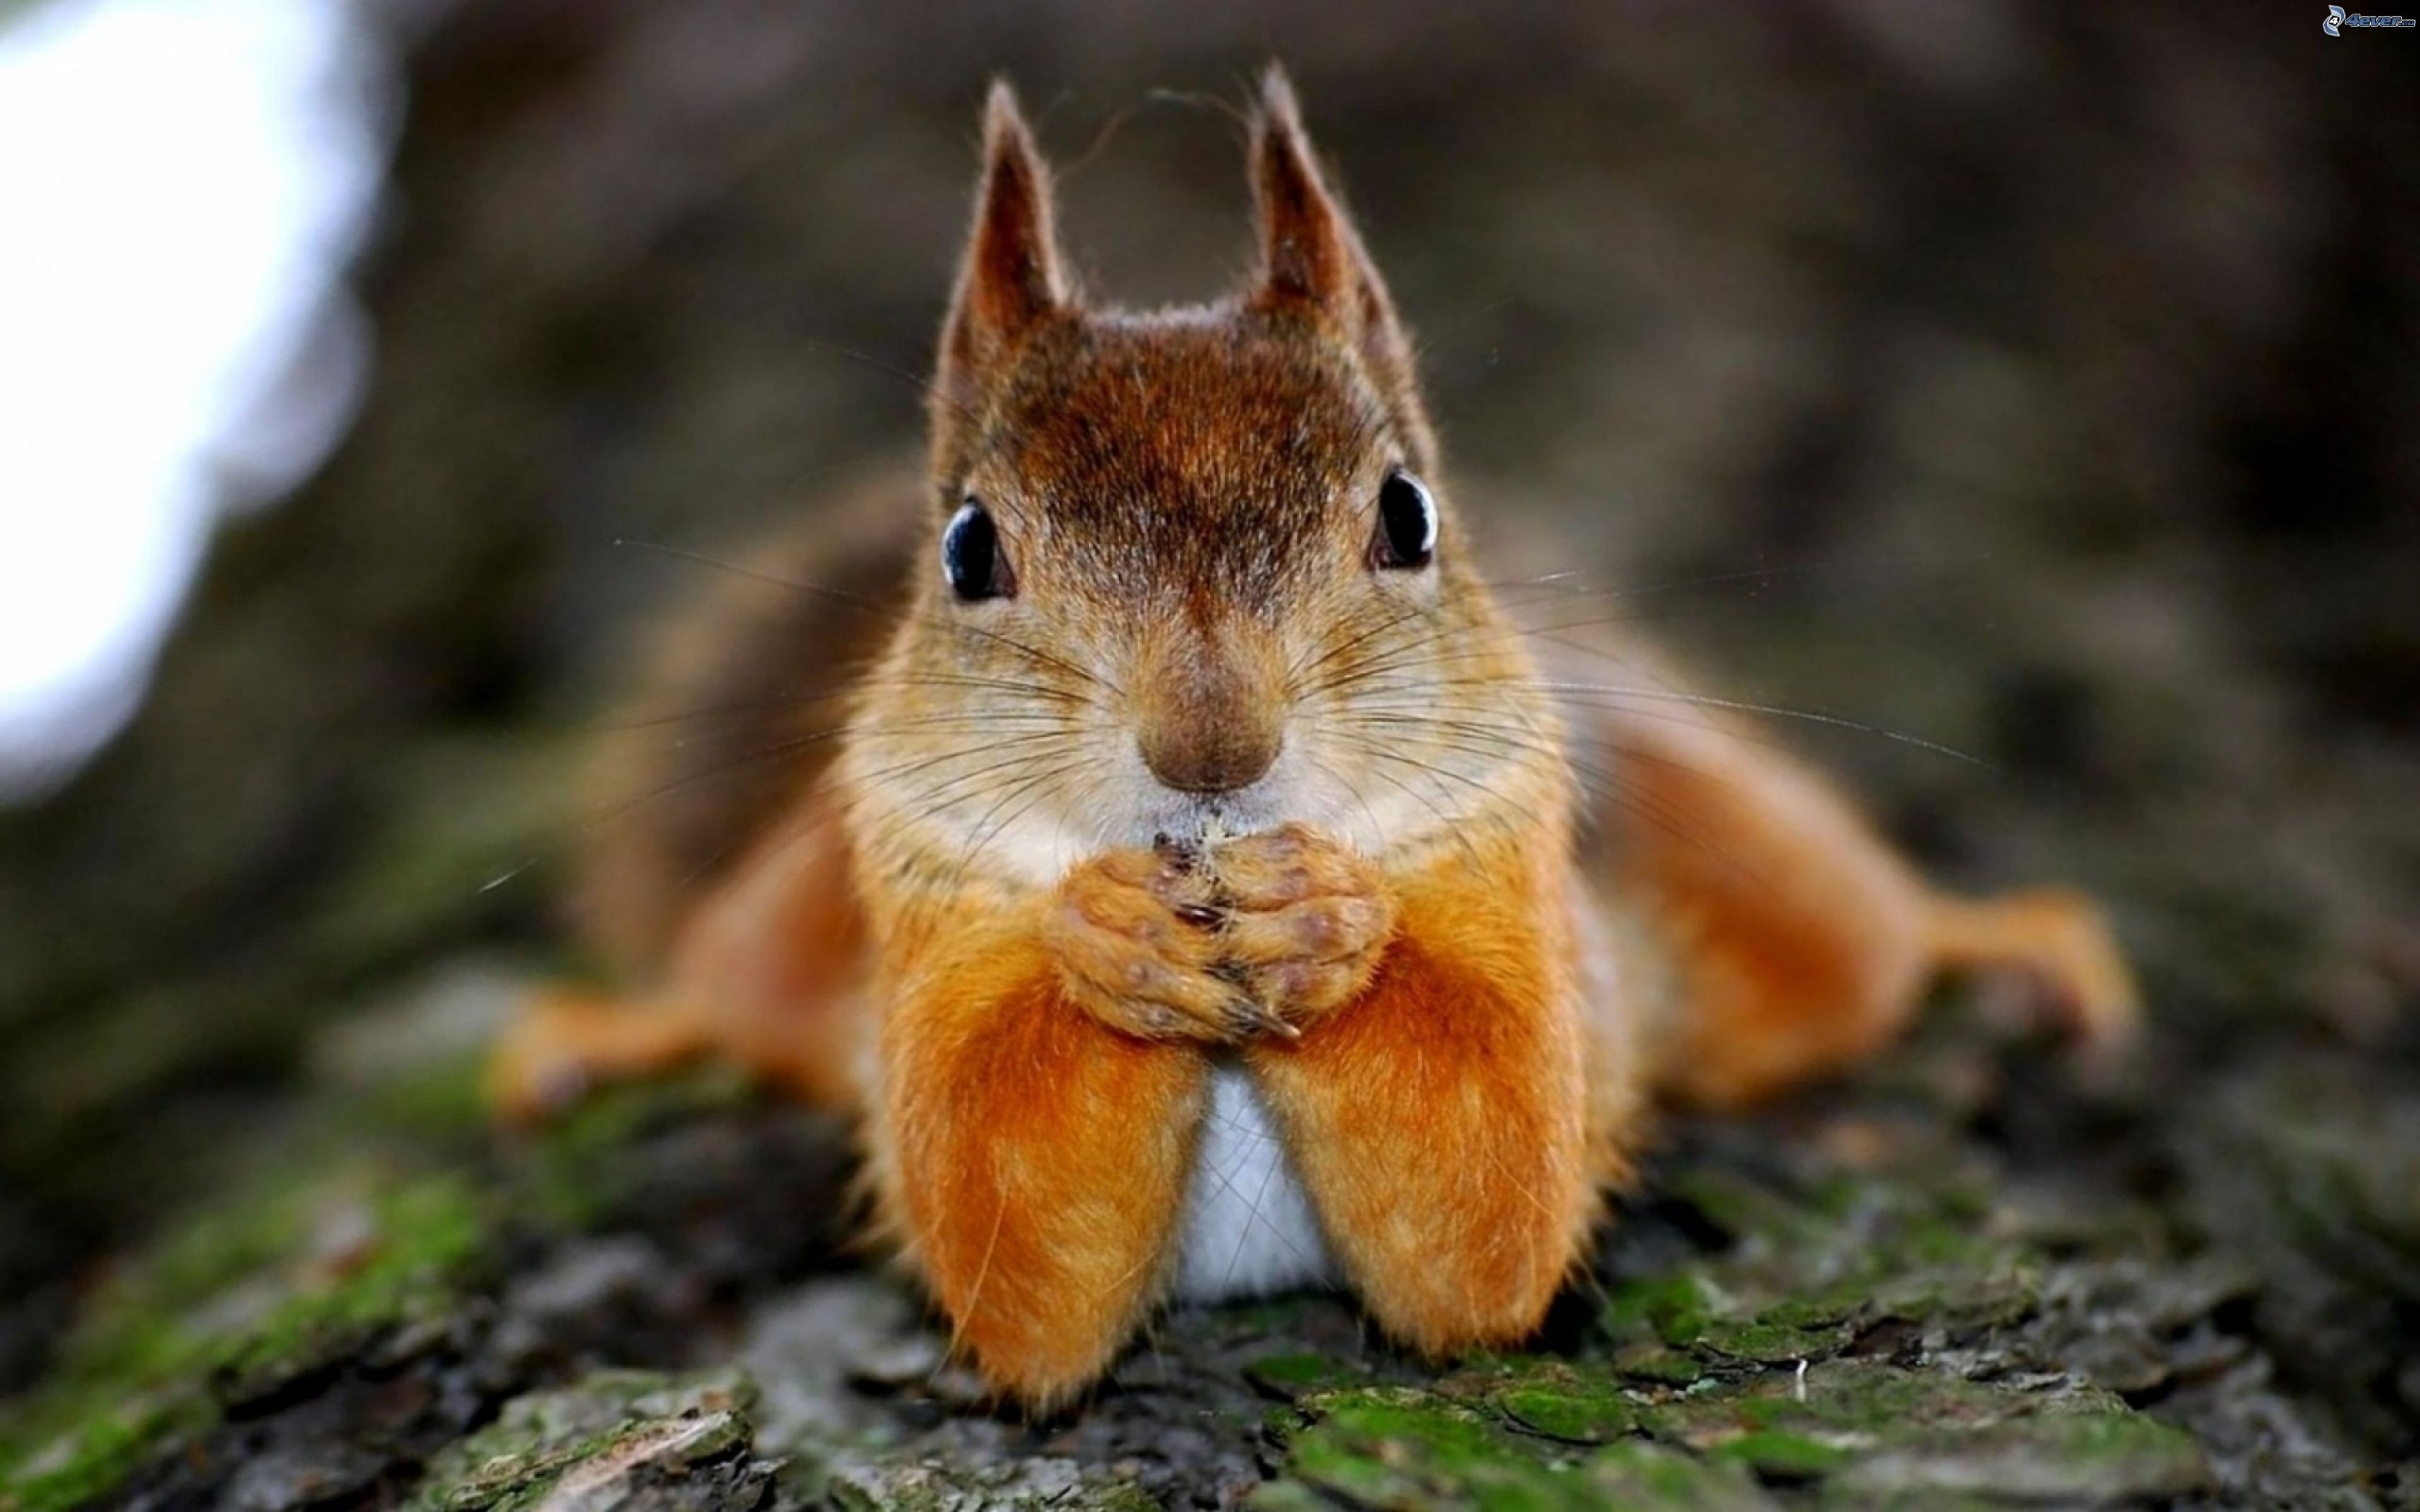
top-left (851, 69), bottom-right (1565, 882)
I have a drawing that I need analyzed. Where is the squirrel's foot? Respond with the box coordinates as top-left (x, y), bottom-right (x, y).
top-left (1929, 887), bottom-right (2143, 1065)
top-left (487, 988), bottom-right (706, 1125)
top-left (1197, 823), bottom-right (1395, 1032)
top-left (1046, 846), bottom-right (1279, 1042)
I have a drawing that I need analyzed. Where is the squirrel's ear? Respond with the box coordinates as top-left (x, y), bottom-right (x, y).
top-left (1247, 67), bottom-right (1425, 444)
top-left (940, 81), bottom-right (1066, 399)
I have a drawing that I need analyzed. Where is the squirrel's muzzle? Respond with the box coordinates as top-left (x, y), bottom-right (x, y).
top-left (1135, 639), bottom-right (1284, 794)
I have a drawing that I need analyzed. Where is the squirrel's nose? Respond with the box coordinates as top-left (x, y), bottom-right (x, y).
top-left (1136, 647), bottom-right (1283, 794)
top-left (1141, 717), bottom-right (1282, 794)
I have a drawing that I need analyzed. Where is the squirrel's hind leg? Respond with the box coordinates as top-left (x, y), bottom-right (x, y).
top-left (1573, 689), bottom-right (2140, 1110)
top-left (493, 491), bottom-right (916, 1125)
top-left (488, 987), bottom-right (716, 1123)
top-left (490, 789), bottom-right (872, 1122)
top-left (1923, 888), bottom-right (2140, 1053)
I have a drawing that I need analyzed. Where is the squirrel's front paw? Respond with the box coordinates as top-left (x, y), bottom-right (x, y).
top-left (1047, 847), bottom-right (1281, 1043)
top-left (1200, 823), bottom-right (1396, 1031)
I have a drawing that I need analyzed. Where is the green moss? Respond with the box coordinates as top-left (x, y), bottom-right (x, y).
top-left (1269, 1366), bottom-right (1893, 1507)
top-left (1638, 1359), bottom-right (2019, 1445)
top-left (1866, 1263), bottom-right (2039, 1332)
top-left (1492, 1380), bottom-right (1640, 1446)
top-left (1245, 1351), bottom-right (1371, 1400)
top-left (354, 1051), bottom-right (493, 1144)
top-left (220, 1175), bottom-right (488, 1387)
top-left (1275, 1388), bottom-right (1504, 1452)
top-left (1264, 1388), bottom-right (1588, 1510)
top-left (0, 1167), bottom-right (490, 1512)
top-left (1705, 1428), bottom-right (1852, 1479)
top-left (1603, 1356), bottom-right (2201, 1506)
top-left (1613, 1344), bottom-right (1707, 1386)
top-left (1693, 1315), bottom-right (1854, 1366)
top-left (512, 1070), bottom-right (756, 1230)
top-left (1596, 1142), bottom-right (2064, 1407)
top-left (1824, 1411), bottom-right (2211, 1506)
top-left (0, 1399), bottom-right (203, 1512)
top-left (1241, 1485), bottom-right (1330, 1512)
top-left (1582, 1441), bottom-right (1780, 1509)
top-left (1603, 1268), bottom-right (1862, 1371)
top-left (412, 1371), bottom-right (755, 1512)
top-left (1750, 1293), bottom-right (1862, 1332)
top-left (1603, 1271), bottom-right (1719, 1349)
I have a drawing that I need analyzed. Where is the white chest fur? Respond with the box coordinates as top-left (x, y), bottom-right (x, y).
top-left (1174, 1063), bottom-right (1337, 1301)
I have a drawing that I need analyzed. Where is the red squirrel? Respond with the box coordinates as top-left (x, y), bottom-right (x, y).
top-left (491, 68), bottom-right (2139, 1409)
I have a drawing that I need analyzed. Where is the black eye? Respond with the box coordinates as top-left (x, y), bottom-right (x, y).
top-left (942, 498), bottom-right (1014, 601)
top-left (1370, 469), bottom-right (1438, 571)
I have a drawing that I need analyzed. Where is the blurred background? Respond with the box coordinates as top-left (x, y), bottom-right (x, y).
top-left (0, 0), bottom-right (2415, 1497)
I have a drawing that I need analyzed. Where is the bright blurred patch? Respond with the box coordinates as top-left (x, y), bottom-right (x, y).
top-left (0, 0), bottom-right (387, 794)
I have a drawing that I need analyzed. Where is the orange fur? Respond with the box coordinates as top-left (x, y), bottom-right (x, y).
top-left (1249, 825), bottom-right (1596, 1353)
top-left (491, 784), bottom-right (870, 1120)
top-left (872, 914), bottom-right (1206, 1409)
top-left (1576, 696), bottom-right (2135, 1109)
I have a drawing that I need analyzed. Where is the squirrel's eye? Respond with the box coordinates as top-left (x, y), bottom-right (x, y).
top-left (942, 498), bottom-right (1014, 601)
top-left (1369, 469), bottom-right (1438, 571)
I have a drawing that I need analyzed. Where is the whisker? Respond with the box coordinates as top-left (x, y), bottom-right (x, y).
top-left (626, 712), bottom-right (1074, 766)
top-left (1475, 548), bottom-right (1995, 604)
top-left (1533, 683), bottom-right (1991, 769)
top-left (1316, 583), bottom-right (1974, 774)
top-left (473, 723), bottom-right (850, 896)
top-left (1328, 712), bottom-right (1623, 801)
top-left (672, 736), bottom-right (1079, 930)
top-left (1330, 743), bottom-right (1494, 871)
top-left (1221, 1138), bottom-right (1293, 1297)
top-left (1291, 554), bottom-right (1863, 694)
top-left (1409, 295), bottom-right (1518, 364)
top-left (1334, 706), bottom-right (1794, 818)
top-left (1327, 731), bottom-right (1766, 893)
top-left (1318, 637), bottom-right (1986, 768)
top-left (614, 538), bottom-right (1122, 701)
top-left (591, 665), bottom-right (1101, 742)
top-left (940, 757), bottom-right (1097, 893)
top-left (853, 735), bottom-right (1088, 824)
top-left (1305, 750), bottom-right (1392, 858)
top-left (793, 333), bottom-right (981, 427)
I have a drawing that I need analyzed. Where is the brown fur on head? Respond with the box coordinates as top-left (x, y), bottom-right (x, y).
top-left (844, 67), bottom-right (1569, 902)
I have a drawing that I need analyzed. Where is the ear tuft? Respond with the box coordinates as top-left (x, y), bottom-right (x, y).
top-left (1245, 66), bottom-right (1433, 462)
top-left (1250, 65), bottom-right (1356, 311)
top-left (1257, 62), bottom-right (1306, 139)
top-left (940, 80), bottom-right (1066, 398)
